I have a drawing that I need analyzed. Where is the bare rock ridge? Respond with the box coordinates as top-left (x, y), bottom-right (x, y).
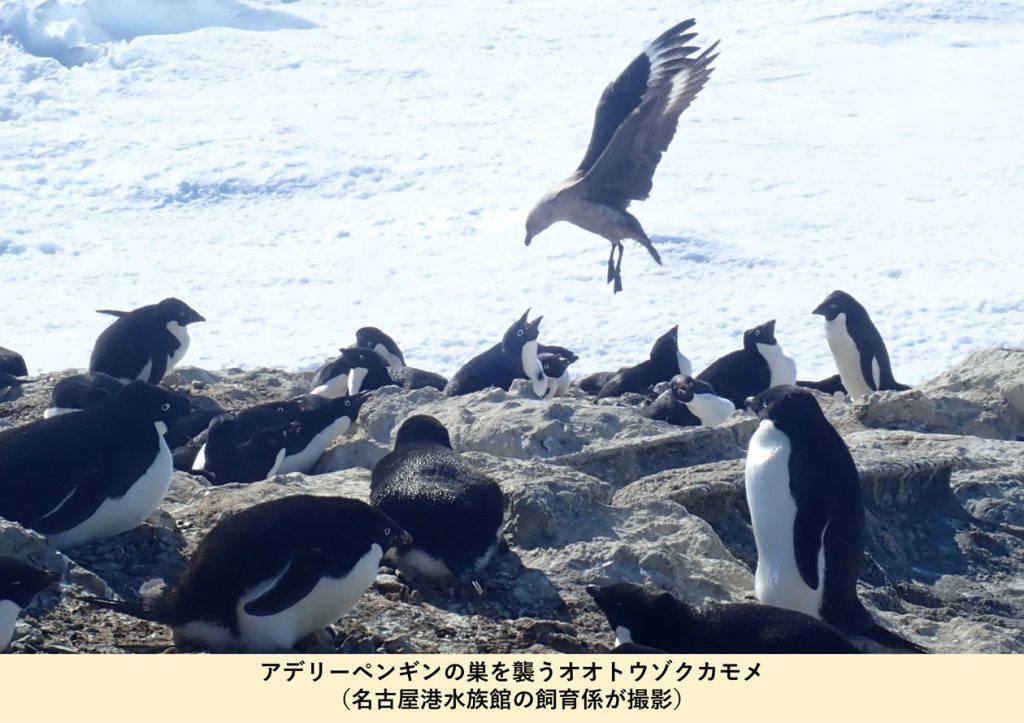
top-left (1, 349), bottom-right (1023, 653)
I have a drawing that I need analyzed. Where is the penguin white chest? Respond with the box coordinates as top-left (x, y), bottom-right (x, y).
top-left (521, 341), bottom-right (547, 396)
top-left (165, 321), bottom-right (191, 372)
top-left (686, 393), bottom-right (735, 426)
top-left (47, 425), bottom-right (174, 549)
top-left (825, 314), bottom-right (873, 398)
top-left (0, 599), bottom-right (20, 651)
top-left (744, 421), bottom-right (824, 619)
top-left (347, 367), bottom-right (369, 395)
top-left (676, 350), bottom-right (692, 378)
top-left (276, 416), bottom-right (352, 475)
top-left (756, 342), bottom-right (797, 388)
top-left (235, 544), bottom-right (383, 651)
top-left (311, 374), bottom-right (349, 399)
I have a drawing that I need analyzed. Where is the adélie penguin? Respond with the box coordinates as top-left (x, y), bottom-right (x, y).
top-left (813, 290), bottom-right (909, 398)
top-left (587, 582), bottom-right (858, 654)
top-left (0, 381), bottom-right (190, 549)
top-left (89, 298), bottom-right (205, 384)
top-left (44, 371), bottom-right (125, 418)
top-left (597, 325), bottom-right (690, 398)
top-left (640, 375), bottom-right (734, 427)
top-left (744, 385), bottom-right (928, 652)
top-left (196, 393), bottom-right (369, 480)
top-left (0, 556), bottom-right (60, 652)
top-left (697, 319), bottom-right (797, 408)
top-left (337, 347), bottom-right (447, 395)
top-left (370, 415), bottom-right (504, 581)
top-left (80, 495), bottom-right (410, 651)
top-left (354, 326), bottom-right (406, 369)
top-left (445, 310), bottom-right (547, 397)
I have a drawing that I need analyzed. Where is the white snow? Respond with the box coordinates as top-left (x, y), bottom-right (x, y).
top-left (1, 0), bottom-right (1021, 385)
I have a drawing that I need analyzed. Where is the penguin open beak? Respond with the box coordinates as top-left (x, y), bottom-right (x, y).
top-left (527, 315), bottom-right (543, 330)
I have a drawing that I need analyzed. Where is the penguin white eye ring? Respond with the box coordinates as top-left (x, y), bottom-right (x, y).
top-left (160, 402), bottom-right (171, 411)
top-left (384, 527), bottom-right (391, 536)
top-left (516, 329), bottom-right (524, 337)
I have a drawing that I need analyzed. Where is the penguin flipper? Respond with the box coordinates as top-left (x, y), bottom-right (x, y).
top-left (243, 552), bottom-right (324, 616)
top-left (858, 353), bottom-right (880, 392)
top-left (790, 450), bottom-right (831, 590)
top-left (96, 309), bottom-right (129, 318)
top-left (31, 482), bottom-right (105, 536)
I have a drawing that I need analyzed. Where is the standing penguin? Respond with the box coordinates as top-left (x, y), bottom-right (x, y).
top-left (44, 371), bottom-right (126, 418)
top-left (370, 415), bottom-right (504, 581)
top-left (0, 381), bottom-right (190, 548)
top-left (697, 319), bottom-right (797, 409)
top-left (744, 385), bottom-right (927, 652)
top-left (640, 375), bottom-right (734, 427)
top-left (445, 310), bottom-right (546, 397)
top-left (81, 495), bottom-right (411, 651)
top-left (587, 582), bottom-right (857, 654)
top-left (0, 556), bottom-right (60, 652)
top-left (597, 325), bottom-right (690, 398)
top-left (89, 298), bottom-right (205, 384)
top-left (813, 290), bottom-right (909, 398)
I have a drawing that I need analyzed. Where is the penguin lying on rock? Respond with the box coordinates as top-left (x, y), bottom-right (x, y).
top-left (445, 310), bottom-right (547, 397)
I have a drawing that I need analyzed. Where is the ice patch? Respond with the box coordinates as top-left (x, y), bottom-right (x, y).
top-left (0, 0), bottom-right (316, 67)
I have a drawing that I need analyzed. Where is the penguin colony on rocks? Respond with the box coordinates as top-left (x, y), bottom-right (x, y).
top-left (0, 283), bottom-right (927, 653)
top-left (0, 15), bottom-right (930, 654)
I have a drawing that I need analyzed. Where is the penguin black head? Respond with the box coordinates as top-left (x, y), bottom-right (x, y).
top-left (586, 582), bottom-right (689, 644)
top-left (354, 327), bottom-right (405, 367)
top-left (670, 375), bottom-right (695, 403)
top-left (745, 384), bottom-right (824, 425)
top-left (0, 556), bottom-right (60, 608)
top-left (539, 353), bottom-right (570, 379)
top-left (338, 346), bottom-right (387, 373)
top-left (813, 290), bottom-right (866, 322)
top-left (649, 325), bottom-right (679, 361)
top-left (501, 309), bottom-right (543, 355)
top-left (114, 381), bottom-right (191, 425)
top-left (743, 319), bottom-right (777, 349)
top-left (156, 298), bottom-right (206, 326)
top-left (327, 391), bottom-right (371, 420)
top-left (394, 414), bottom-right (453, 449)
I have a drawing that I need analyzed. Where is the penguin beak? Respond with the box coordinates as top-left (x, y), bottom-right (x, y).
top-left (45, 570), bottom-right (61, 586)
top-left (811, 301), bottom-right (828, 316)
top-left (585, 584), bottom-right (600, 598)
top-left (396, 530), bottom-right (413, 546)
top-left (188, 311), bottom-right (206, 324)
top-left (527, 315), bottom-right (543, 330)
top-left (744, 396), bottom-right (761, 413)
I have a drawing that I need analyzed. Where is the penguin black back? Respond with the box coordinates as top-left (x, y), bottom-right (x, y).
top-left (444, 310), bottom-right (543, 396)
top-left (597, 326), bottom-right (688, 398)
top-left (587, 582), bottom-right (858, 654)
top-left (89, 297), bottom-right (205, 384)
top-left (46, 371), bottom-right (125, 417)
top-left (370, 415), bottom-right (504, 578)
top-left (696, 320), bottom-right (779, 408)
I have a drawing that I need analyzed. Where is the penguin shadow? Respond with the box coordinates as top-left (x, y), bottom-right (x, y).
top-left (378, 542), bottom-right (572, 626)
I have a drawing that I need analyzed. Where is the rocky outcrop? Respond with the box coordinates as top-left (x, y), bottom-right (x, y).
top-left (2, 349), bottom-right (1024, 653)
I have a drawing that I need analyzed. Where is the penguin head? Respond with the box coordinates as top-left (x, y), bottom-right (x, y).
top-left (649, 325), bottom-right (680, 362)
top-left (586, 582), bottom-right (689, 644)
top-left (327, 391), bottom-right (370, 421)
top-left (338, 346), bottom-right (387, 374)
top-left (364, 507), bottom-right (413, 551)
top-left (539, 353), bottom-right (570, 378)
top-left (745, 385), bottom-right (824, 424)
top-left (0, 556), bottom-right (60, 608)
top-left (669, 375), bottom-right (695, 403)
top-left (743, 319), bottom-right (777, 349)
top-left (354, 327), bottom-right (405, 366)
top-left (157, 298), bottom-right (205, 326)
top-left (394, 414), bottom-right (453, 449)
top-left (501, 309), bottom-right (543, 354)
top-left (813, 290), bottom-right (864, 321)
top-left (115, 382), bottom-right (191, 425)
